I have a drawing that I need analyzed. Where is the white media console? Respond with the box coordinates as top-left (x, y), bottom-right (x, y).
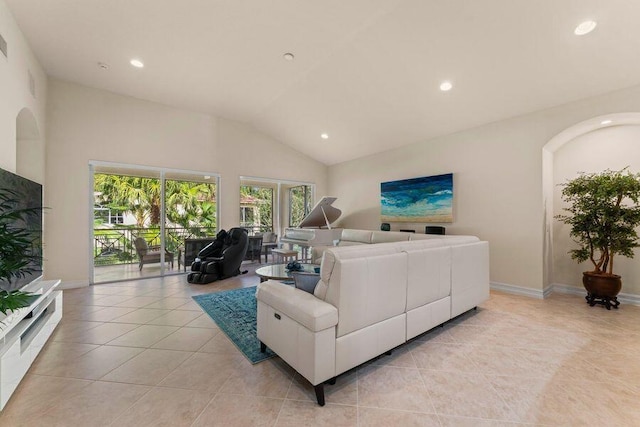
top-left (0, 280), bottom-right (62, 410)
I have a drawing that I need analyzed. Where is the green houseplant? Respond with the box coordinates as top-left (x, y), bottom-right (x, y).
top-left (0, 188), bottom-right (41, 318)
top-left (556, 168), bottom-right (640, 309)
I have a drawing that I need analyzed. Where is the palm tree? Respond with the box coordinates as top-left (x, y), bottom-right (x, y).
top-left (95, 174), bottom-right (217, 229)
top-left (165, 180), bottom-right (217, 230)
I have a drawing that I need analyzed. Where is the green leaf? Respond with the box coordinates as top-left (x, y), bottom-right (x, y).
top-left (0, 188), bottom-right (43, 284)
top-left (0, 290), bottom-right (33, 316)
top-left (555, 168), bottom-right (640, 275)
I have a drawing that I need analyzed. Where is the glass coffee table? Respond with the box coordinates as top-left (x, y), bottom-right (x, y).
top-left (256, 263), bottom-right (320, 283)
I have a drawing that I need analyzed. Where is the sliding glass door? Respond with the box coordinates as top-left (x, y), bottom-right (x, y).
top-left (164, 172), bottom-right (217, 275)
top-left (91, 162), bottom-right (218, 284)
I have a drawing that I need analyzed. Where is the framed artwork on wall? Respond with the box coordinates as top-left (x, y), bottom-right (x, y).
top-left (381, 173), bottom-right (453, 223)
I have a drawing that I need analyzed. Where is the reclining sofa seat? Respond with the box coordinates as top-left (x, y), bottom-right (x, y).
top-left (256, 235), bottom-right (489, 406)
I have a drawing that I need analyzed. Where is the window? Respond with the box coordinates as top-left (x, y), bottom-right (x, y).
top-left (289, 185), bottom-right (312, 227)
top-left (91, 164), bottom-right (219, 283)
top-left (240, 185), bottom-right (274, 234)
top-left (239, 176), bottom-right (315, 237)
top-left (94, 206), bottom-right (124, 225)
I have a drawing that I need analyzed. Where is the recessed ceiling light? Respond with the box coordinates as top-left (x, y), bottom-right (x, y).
top-left (574, 20), bottom-right (597, 36)
top-left (439, 81), bottom-right (453, 91)
top-left (130, 58), bottom-right (144, 68)
top-left (320, 133), bottom-right (329, 139)
top-left (600, 120), bottom-right (612, 125)
top-left (283, 53), bottom-right (295, 61)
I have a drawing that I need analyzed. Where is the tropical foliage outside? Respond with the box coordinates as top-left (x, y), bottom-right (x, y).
top-left (289, 185), bottom-right (312, 227)
top-left (94, 174), bottom-right (217, 228)
top-left (240, 185), bottom-right (273, 232)
top-left (239, 184), bottom-right (312, 230)
top-left (93, 175), bottom-right (312, 267)
top-left (93, 174), bottom-right (217, 265)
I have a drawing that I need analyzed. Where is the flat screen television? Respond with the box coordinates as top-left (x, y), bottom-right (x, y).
top-left (0, 167), bottom-right (43, 291)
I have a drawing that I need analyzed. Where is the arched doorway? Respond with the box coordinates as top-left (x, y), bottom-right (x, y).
top-left (542, 112), bottom-right (640, 296)
top-left (16, 107), bottom-right (44, 183)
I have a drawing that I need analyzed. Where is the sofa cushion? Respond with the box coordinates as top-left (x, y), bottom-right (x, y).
top-left (336, 241), bottom-right (366, 247)
top-left (408, 233), bottom-right (441, 241)
top-left (451, 241), bottom-right (490, 317)
top-left (405, 246), bottom-right (452, 310)
top-left (324, 252), bottom-right (408, 338)
top-left (318, 243), bottom-right (402, 290)
top-left (291, 272), bottom-right (320, 294)
top-left (370, 231), bottom-right (411, 244)
top-left (394, 235), bottom-right (479, 252)
top-left (340, 229), bottom-right (373, 244)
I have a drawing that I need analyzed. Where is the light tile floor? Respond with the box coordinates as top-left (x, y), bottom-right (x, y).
top-left (1, 266), bottom-right (639, 426)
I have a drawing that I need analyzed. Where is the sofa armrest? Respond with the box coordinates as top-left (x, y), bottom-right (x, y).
top-left (256, 280), bottom-right (338, 332)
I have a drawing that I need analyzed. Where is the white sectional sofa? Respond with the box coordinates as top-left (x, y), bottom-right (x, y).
top-left (256, 233), bottom-right (489, 405)
top-left (309, 228), bottom-right (472, 263)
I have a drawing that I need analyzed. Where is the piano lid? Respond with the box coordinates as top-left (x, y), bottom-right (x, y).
top-left (298, 196), bottom-right (341, 228)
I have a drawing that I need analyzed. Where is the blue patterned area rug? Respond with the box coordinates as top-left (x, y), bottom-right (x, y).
top-left (192, 286), bottom-right (275, 364)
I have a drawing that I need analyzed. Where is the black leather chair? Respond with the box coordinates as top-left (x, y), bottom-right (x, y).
top-left (187, 228), bottom-right (249, 284)
top-left (181, 237), bottom-right (215, 271)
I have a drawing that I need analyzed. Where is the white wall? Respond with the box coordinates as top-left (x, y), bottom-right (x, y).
top-left (553, 125), bottom-right (640, 295)
top-left (216, 118), bottom-right (328, 235)
top-left (328, 84), bottom-right (640, 293)
top-left (0, 0), bottom-right (47, 180)
top-left (45, 79), bottom-right (327, 285)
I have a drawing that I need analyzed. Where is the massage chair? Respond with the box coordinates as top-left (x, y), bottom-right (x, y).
top-left (187, 227), bottom-right (249, 284)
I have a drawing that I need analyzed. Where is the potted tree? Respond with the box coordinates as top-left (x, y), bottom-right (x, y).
top-left (0, 188), bottom-right (40, 321)
top-left (556, 168), bottom-right (640, 309)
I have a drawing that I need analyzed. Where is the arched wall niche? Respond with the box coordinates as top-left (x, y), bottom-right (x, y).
top-left (15, 107), bottom-right (44, 184)
top-left (543, 112), bottom-right (640, 298)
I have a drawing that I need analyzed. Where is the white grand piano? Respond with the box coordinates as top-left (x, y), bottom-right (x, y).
top-left (281, 197), bottom-right (343, 257)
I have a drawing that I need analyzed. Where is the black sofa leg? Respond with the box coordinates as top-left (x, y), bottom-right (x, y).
top-left (260, 342), bottom-right (266, 353)
top-left (314, 384), bottom-right (325, 406)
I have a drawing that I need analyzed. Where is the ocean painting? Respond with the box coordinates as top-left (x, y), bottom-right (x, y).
top-left (381, 173), bottom-right (453, 222)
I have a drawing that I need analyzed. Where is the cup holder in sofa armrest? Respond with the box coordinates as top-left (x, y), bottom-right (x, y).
top-left (256, 281), bottom-right (338, 332)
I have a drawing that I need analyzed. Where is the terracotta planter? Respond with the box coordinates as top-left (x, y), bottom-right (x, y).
top-left (582, 271), bottom-right (622, 309)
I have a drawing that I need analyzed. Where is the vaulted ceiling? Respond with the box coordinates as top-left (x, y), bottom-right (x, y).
top-left (6, 0), bottom-right (640, 165)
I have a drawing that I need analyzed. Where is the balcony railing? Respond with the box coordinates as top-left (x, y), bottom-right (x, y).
top-left (239, 224), bottom-right (273, 236)
top-left (94, 226), bottom-right (216, 266)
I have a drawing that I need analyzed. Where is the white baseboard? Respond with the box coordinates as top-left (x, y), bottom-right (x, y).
top-left (552, 282), bottom-right (640, 306)
top-left (491, 281), bottom-right (640, 306)
top-left (490, 281), bottom-right (546, 299)
top-left (548, 283), bottom-right (584, 297)
top-left (58, 280), bottom-right (90, 290)
top-left (616, 291), bottom-right (640, 306)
